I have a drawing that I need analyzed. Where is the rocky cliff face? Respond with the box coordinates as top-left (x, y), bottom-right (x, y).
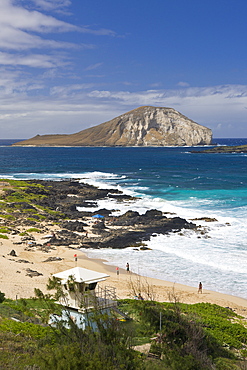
top-left (13, 106), bottom-right (212, 147)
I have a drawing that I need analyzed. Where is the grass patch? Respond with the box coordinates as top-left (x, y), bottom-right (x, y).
top-left (19, 231), bottom-right (28, 236)
top-left (0, 234), bottom-right (8, 239)
top-left (0, 228), bottom-right (10, 233)
top-left (132, 336), bottom-right (151, 346)
top-left (0, 214), bottom-right (15, 220)
top-left (35, 205), bottom-right (64, 217)
top-left (35, 214), bottom-right (46, 220)
top-left (180, 302), bottom-right (247, 349)
top-left (0, 318), bottom-right (55, 340)
top-left (27, 217), bottom-right (40, 222)
top-left (5, 192), bottom-right (46, 203)
top-left (26, 228), bottom-right (41, 233)
top-left (21, 208), bottom-right (37, 213)
top-left (2, 179), bottom-right (46, 190)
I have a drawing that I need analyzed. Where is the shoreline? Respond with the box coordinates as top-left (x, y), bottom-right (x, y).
top-left (78, 250), bottom-right (247, 318)
top-left (1, 232), bottom-right (247, 319)
top-left (0, 178), bottom-right (246, 319)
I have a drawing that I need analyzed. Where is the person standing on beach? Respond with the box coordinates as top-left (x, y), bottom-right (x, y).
top-left (126, 262), bottom-right (130, 273)
top-left (138, 293), bottom-right (144, 300)
top-left (198, 282), bottom-right (203, 293)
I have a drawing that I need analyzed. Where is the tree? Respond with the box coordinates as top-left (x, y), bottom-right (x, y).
top-left (32, 276), bottom-right (143, 369)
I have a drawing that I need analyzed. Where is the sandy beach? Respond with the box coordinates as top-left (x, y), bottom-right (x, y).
top-left (1, 226), bottom-right (247, 319)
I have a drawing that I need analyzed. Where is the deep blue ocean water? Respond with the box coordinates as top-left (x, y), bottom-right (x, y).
top-left (0, 138), bottom-right (246, 299)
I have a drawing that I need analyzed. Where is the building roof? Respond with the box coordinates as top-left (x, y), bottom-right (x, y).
top-left (53, 267), bottom-right (110, 284)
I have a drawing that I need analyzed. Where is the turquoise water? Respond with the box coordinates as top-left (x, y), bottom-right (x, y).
top-left (0, 139), bottom-right (246, 299)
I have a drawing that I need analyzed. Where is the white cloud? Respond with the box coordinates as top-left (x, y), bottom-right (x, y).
top-left (0, 4), bottom-right (85, 57)
top-left (87, 85), bottom-right (247, 109)
top-left (84, 63), bottom-right (103, 71)
top-left (0, 51), bottom-right (71, 68)
top-left (0, 3), bottom-right (244, 139)
top-left (149, 82), bottom-right (162, 88)
top-left (86, 85), bottom-right (247, 136)
top-left (0, 0), bottom-right (78, 33)
top-left (177, 81), bottom-right (190, 87)
top-left (30, 0), bottom-right (72, 12)
top-left (0, 67), bottom-right (37, 94)
top-left (0, 0), bottom-right (110, 56)
top-left (0, 83), bottom-right (247, 138)
top-left (0, 0), bottom-right (107, 75)
top-left (79, 27), bottom-right (116, 37)
top-left (50, 84), bottom-right (95, 96)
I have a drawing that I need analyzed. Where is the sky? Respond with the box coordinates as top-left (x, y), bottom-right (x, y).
top-left (0, 0), bottom-right (247, 139)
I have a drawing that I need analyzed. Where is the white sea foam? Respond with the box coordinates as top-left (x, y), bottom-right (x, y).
top-left (6, 170), bottom-right (247, 299)
top-left (78, 171), bottom-right (247, 299)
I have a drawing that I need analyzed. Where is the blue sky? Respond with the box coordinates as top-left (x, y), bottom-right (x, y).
top-left (0, 0), bottom-right (247, 139)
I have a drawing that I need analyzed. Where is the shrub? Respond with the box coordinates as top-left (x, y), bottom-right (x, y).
top-left (0, 291), bottom-right (5, 303)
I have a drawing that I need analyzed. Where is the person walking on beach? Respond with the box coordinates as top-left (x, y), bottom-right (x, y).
top-left (198, 282), bottom-right (203, 294)
top-left (126, 262), bottom-right (130, 273)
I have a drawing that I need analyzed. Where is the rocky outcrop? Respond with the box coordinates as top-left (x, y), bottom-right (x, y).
top-left (13, 106), bottom-right (212, 147)
top-left (191, 145), bottom-right (247, 153)
top-left (1, 179), bottom-right (198, 249)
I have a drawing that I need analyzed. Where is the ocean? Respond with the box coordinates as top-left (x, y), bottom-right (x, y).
top-left (0, 138), bottom-right (246, 299)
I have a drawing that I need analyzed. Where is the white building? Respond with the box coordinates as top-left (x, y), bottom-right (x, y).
top-left (50, 267), bottom-right (118, 329)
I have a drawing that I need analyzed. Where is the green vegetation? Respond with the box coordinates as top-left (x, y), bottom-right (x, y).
top-left (19, 231), bottom-right (28, 236)
top-left (0, 318), bottom-right (56, 340)
top-left (192, 145), bottom-right (247, 154)
top-left (181, 302), bottom-right (247, 349)
top-left (0, 289), bottom-right (246, 369)
top-left (0, 290), bottom-right (5, 303)
top-left (35, 213), bottom-right (46, 220)
top-left (0, 295), bottom-right (142, 369)
top-left (4, 192), bottom-right (36, 203)
top-left (0, 181), bottom-right (47, 205)
top-left (0, 178), bottom-right (65, 224)
top-left (19, 228), bottom-right (41, 235)
top-left (117, 299), bottom-right (247, 369)
top-left (2, 179), bottom-right (47, 190)
top-left (27, 217), bottom-right (41, 222)
top-left (0, 234), bottom-right (8, 239)
top-left (0, 214), bottom-right (15, 220)
top-left (0, 227), bottom-right (10, 233)
top-left (26, 228), bottom-right (41, 233)
top-left (36, 205), bottom-right (64, 217)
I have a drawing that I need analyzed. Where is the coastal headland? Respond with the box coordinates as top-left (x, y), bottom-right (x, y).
top-left (0, 178), bottom-right (246, 318)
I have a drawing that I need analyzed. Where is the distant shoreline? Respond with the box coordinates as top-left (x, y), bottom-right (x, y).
top-left (191, 144), bottom-right (247, 153)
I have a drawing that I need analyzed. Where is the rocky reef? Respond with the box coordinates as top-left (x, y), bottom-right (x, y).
top-left (0, 179), bottom-right (199, 250)
top-left (191, 144), bottom-right (247, 154)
